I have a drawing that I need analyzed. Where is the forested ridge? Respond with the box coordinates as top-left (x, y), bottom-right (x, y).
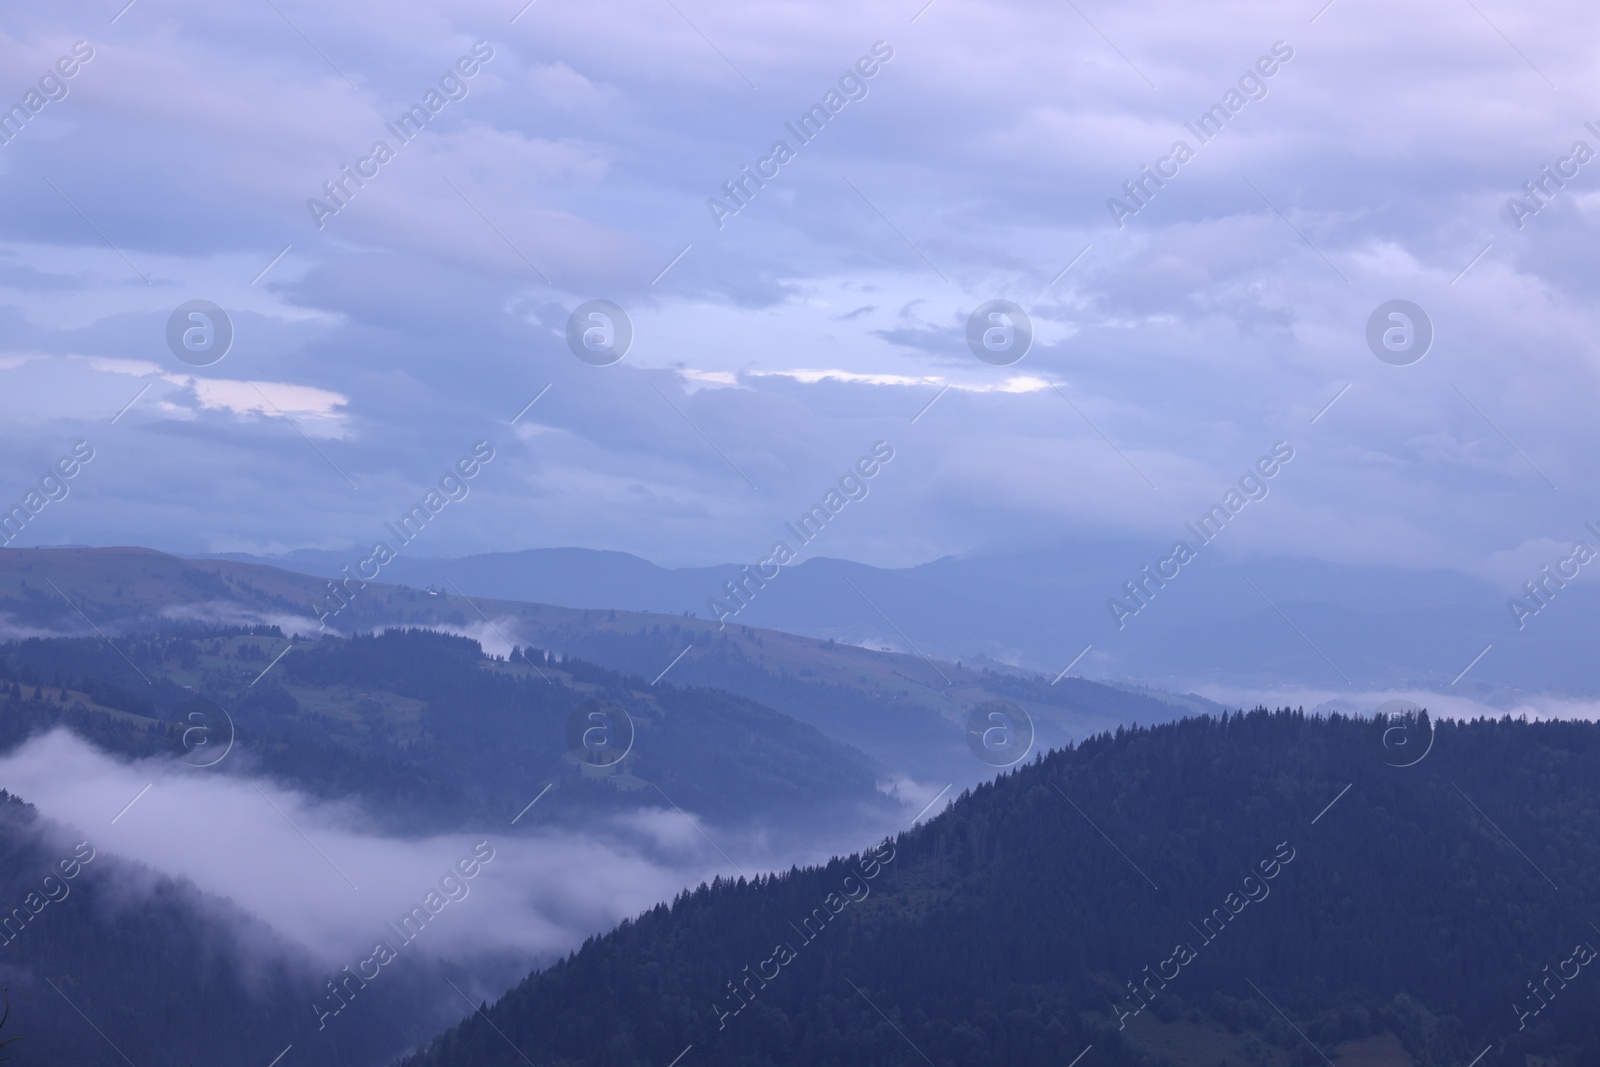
top-left (500, 617), bottom-right (1213, 771)
top-left (402, 710), bottom-right (1600, 1067)
top-left (0, 548), bottom-right (1215, 788)
top-left (0, 789), bottom-right (458, 1066)
top-left (0, 627), bottom-right (889, 834)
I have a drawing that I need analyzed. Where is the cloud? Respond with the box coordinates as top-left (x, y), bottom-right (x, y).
top-left (0, 729), bottom-right (881, 969)
top-left (154, 600), bottom-right (327, 637)
top-left (190, 378), bottom-right (349, 421)
top-left (0, 0), bottom-right (1595, 605)
top-left (746, 368), bottom-right (1051, 393)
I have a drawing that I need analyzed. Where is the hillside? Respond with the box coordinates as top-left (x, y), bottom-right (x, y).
top-left (0, 546), bottom-right (1213, 788)
top-left (400, 710), bottom-right (1600, 1067)
top-left (0, 626), bottom-right (891, 839)
top-left (0, 790), bottom-right (468, 1066)
top-left (0, 624), bottom-right (898, 1066)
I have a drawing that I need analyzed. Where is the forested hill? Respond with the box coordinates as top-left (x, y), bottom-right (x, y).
top-left (0, 546), bottom-right (1213, 789)
top-left (0, 627), bottom-right (891, 838)
top-left (401, 710), bottom-right (1600, 1067)
top-left (0, 792), bottom-right (459, 1066)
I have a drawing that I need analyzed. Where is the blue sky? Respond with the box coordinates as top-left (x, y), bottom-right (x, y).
top-left (1, 0), bottom-right (1596, 598)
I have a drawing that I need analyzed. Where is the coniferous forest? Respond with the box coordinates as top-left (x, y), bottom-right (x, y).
top-left (402, 710), bottom-right (1600, 1067)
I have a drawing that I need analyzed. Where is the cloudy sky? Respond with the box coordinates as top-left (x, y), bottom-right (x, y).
top-left (2, 0), bottom-right (1596, 585)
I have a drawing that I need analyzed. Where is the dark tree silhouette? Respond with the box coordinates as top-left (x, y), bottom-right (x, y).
top-left (0, 989), bottom-right (19, 1060)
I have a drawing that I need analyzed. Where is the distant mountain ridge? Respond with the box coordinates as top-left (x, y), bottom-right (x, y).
top-left (196, 543), bottom-right (1600, 693)
top-left (0, 546), bottom-right (1212, 792)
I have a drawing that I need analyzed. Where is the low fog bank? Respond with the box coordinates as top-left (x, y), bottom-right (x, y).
top-left (0, 730), bottom-right (905, 974)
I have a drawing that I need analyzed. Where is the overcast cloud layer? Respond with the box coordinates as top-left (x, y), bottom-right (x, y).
top-left (2, 0), bottom-right (1597, 598)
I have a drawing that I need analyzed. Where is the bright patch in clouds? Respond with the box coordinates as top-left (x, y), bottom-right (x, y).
top-left (749, 368), bottom-right (1052, 393)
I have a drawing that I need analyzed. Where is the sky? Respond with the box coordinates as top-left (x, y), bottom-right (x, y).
top-left (1, 0), bottom-right (1598, 590)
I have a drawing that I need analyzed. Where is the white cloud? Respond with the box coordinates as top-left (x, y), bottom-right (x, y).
top-left (190, 378), bottom-right (349, 421)
top-left (0, 729), bottom-right (851, 967)
top-left (747, 368), bottom-right (1051, 393)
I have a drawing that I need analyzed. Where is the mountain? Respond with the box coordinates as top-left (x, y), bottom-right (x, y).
top-left (399, 709), bottom-right (1600, 1067)
top-left (0, 546), bottom-right (1214, 791)
top-left (0, 546), bottom-right (1252, 1067)
top-left (0, 627), bottom-right (898, 1066)
top-left (0, 548), bottom-right (1214, 1067)
top-left (0, 789), bottom-right (476, 1067)
top-left (196, 543), bottom-right (1600, 695)
top-left (0, 625), bottom-right (896, 841)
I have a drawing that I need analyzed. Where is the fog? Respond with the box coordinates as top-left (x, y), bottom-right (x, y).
top-left (0, 729), bottom-right (873, 971)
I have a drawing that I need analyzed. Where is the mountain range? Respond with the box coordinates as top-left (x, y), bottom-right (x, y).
top-left (3, 546), bottom-right (1597, 1067)
top-left (0, 546), bottom-right (1218, 790)
top-left (194, 543), bottom-right (1600, 696)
